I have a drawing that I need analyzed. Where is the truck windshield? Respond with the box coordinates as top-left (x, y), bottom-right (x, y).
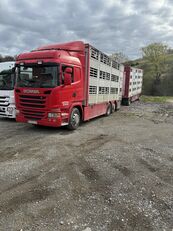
top-left (16, 64), bottom-right (60, 88)
top-left (0, 70), bottom-right (15, 90)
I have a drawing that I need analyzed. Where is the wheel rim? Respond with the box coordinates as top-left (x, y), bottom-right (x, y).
top-left (72, 112), bottom-right (80, 127)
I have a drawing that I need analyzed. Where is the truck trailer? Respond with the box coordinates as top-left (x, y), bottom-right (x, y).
top-left (15, 41), bottom-right (124, 129)
top-left (122, 66), bottom-right (143, 105)
top-left (0, 61), bottom-right (16, 118)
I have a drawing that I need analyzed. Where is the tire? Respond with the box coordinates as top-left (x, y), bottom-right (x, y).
top-left (115, 101), bottom-right (121, 111)
top-left (127, 99), bottom-right (131, 106)
top-left (111, 103), bottom-right (116, 113)
top-left (105, 103), bottom-right (112, 116)
top-left (67, 108), bottom-right (80, 130)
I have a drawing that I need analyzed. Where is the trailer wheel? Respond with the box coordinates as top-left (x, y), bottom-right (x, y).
top-left (127, 99), bottom-right (131, 106)
top-left (105, 103), bottom-right (112, 116)
top-left (111, 103), bottom-right (116, 113)
top-left (67, 108), bottom-right (80, 130)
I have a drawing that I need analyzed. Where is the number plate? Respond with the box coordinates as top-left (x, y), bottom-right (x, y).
top-left (28, 120), bottom-right (37, 125)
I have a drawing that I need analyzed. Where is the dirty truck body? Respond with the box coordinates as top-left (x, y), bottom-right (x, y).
top-left (0, 61), bottom-right (16, 118)
top-left (15, 41), bottom-right (124, 129)
top-left (122, 66), bottom-right (143, 105)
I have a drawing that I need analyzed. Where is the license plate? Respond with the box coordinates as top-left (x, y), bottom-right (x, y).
top-left (28, 120), bottom-right (37, 125)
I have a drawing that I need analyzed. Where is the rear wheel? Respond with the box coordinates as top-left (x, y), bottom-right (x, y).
top-left (127, 99), bottom-right (131, 106)
top-left (111, 103), bottom-right (116, 113)
top-left (105, 103), bottom-right (112, 116)
top-left (67, 108), bottom-right (80, 130)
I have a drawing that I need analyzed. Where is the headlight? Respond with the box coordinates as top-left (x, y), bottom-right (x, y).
top-left (48, 112), bottom-right (61, 118)
top-left (7, 107), bottom-right (14, 114)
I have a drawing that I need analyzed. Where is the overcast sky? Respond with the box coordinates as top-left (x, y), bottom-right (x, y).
top-left (0, 0), bottom-right (173, 59)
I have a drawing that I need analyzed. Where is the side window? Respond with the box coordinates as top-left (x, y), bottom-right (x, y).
top-left (62, 65), bottom-right (74, 84)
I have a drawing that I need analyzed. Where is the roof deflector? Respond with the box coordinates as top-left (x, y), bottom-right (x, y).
top-left (33, 41), bottom-right (85, 52)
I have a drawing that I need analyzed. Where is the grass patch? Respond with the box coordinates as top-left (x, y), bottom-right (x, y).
top-left (140, 95), bottom-right (173, 103)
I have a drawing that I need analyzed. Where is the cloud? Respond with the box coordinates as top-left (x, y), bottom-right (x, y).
top-left (0, 0), bottom-right (173, 59)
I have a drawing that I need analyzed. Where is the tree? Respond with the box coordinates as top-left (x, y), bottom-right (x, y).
top-left (0, 54), bottom-right (15, 62)
top-left (0, 54), bottom-right (3, 62)
top-left (141, 43), bottom-right (168, 83)
top-left (3, 55), bottom-right (15, 61)
top-left (110, 52), bottom-right (129, 63)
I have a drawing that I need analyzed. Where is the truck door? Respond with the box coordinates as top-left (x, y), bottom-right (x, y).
top-left (60, 65), bottom-right (83, 107)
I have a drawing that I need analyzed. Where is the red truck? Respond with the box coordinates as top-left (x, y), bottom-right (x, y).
top-left (15, 41), bottom-right (124, 129)
top-left (122, 66), bottom-right (143, 105)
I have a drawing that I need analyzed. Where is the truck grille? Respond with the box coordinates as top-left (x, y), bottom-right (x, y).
top-left (19, 94), bottom-right (47, 120)
top-left (0, 96), bottom-right (10, 107)
top-left (0, 107), bottom-right (6, 116)
top-left (19, 95), bottom-right (46, 108)
top-left (21, 109), bottom-right (46, 120)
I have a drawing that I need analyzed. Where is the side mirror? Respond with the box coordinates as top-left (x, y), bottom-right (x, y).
top-left (64, 73), bottom-right (72, 85)
top-left (64, 67), bottom-right (72, 86)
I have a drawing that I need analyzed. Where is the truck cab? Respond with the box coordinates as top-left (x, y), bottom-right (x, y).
top-left (15, 41), bottom-right (85, 128)
top-left (0, 61), bottom-right (16, 118)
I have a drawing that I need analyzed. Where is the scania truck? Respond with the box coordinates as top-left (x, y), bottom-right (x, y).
top-left (15, 41), bottom-right (124, 129)
top-left (0, 61), bottom-right (16, 118)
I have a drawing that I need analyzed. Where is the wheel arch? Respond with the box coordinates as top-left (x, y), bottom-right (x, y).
top-left (69, 103), bottom-right (83, 122)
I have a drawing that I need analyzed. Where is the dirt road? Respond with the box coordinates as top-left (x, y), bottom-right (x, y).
top-left (0, 101), bottom-right (173, 231)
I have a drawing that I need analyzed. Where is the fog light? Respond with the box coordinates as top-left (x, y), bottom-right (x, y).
top-left (48, 112), bottom-right (60, 118)
top-left (7, 107), bottom-right (14, 114)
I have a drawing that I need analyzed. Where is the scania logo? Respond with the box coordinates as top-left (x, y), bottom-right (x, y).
top-left (23, 89), bottom-right (40, 94)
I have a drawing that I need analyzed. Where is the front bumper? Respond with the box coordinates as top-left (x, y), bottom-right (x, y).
top-left (16, 111), bottom-right (69, 127)
top-left (0, 105), bottom-right (16, 118)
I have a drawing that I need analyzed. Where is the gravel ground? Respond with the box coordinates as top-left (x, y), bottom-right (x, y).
top-left (0, 101), bottom-right (173, 231)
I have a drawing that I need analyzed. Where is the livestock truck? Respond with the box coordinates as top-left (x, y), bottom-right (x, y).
top-left (0, 61), bottom-right (16, 118)
top-left (122, 66), bottom-right (143, 105)
top-left (15, 41), bottom-right (124, 129)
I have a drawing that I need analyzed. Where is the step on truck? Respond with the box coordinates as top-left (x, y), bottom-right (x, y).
top-left (15, 41), bottom-right (124, 129)
top-left (0, 61), bottom-right (16, 118)
top-left (122, 66), bottom-right (143, 106)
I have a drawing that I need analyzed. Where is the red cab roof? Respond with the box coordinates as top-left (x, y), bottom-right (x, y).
top-left (35, 41), bottom-right (85, 52)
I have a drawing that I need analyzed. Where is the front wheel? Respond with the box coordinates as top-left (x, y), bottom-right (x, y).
top-left (67, 108), bottom-right (81, 130)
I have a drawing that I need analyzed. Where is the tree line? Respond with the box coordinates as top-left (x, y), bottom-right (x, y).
top-left (0, 54), bottom-right (15, 62)
top-left (124, 43), bottom-right (173, 96)
top-left (141, 43), bottom-right (173, 96)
